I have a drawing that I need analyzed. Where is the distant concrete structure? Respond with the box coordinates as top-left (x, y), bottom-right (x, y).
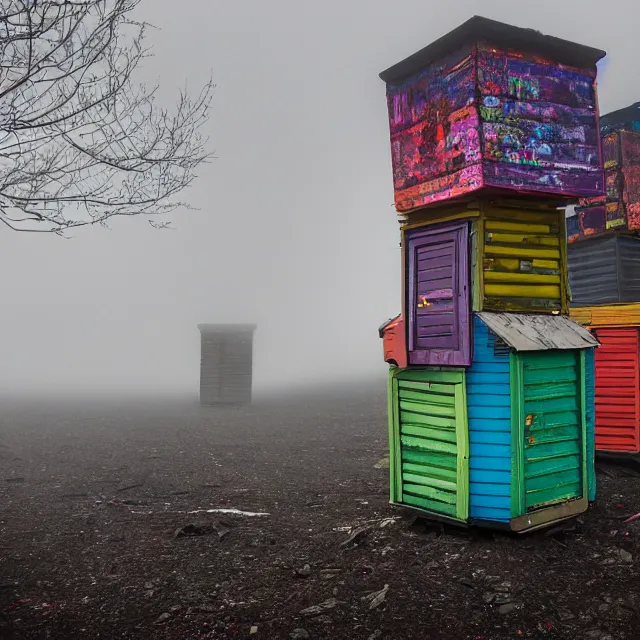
top-left (198, 324), bottom-right (257, 405)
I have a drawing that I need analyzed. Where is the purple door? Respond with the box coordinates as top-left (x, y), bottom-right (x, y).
top-left (406, 221), bottom-right (470, 366)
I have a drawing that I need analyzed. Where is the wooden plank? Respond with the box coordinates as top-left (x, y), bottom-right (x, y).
top-left (485, 221), bottom-right (551, 233)
top-left (401, 424), bottom-right (457, 444)
top-left (403, 482), bottom-right (456, 504)
top-left (400, 435), bottom-right (457, 455)
top-left (454, 379), bottom-right (469, 522)
top-left (399, 400), bottom-right (456, 417)
top-left (398, 379), bottom-right (455, 394)
top-left (484, 283), bottom-right (561, 299)
top-left (391, 372), bottom-right (403, 502)
top-left (472, 218), bottom-right (484, 313)
top-left (398, 388), bottom-right (456, 405)
top-left (401, 415), bottom-right (457, 430)
top-left (402, 493), bottom-right (457, 517)
top-left (402, 462), bottom-right (457, 482)
top-left (510, 353), bottom-right (524, 518)
top-left (525, 483), bottom-right (582, 508)
top-left (396, 369), bottom-right (464, 384)
top-left (484, 271), bottom-right (560, 284)
top-left (401, 449), bottom-right (457, 469)
top-left (509, 497), bottom-right (588, 533)
top-left (485, 232), bottom-right (560, 247)
top-left (484, 244), bottom-right (561, 259)
top-left (486, 257), bottom-right (559, 272)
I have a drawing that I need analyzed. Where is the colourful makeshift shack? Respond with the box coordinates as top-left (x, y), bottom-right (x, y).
top-left (567, 103), bottom-right (640, 453)
top-left (379, 15), bottom-right (605, 532)
top-left (569, 307), bottom-right (640, 452)
top-left (388, 313), bottom-right (597, 531)
top-left (568, 103), bottom-right (640, 241)
top-left (380, 15), bottom-right (605, 213)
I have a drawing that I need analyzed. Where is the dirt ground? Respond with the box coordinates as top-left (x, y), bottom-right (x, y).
top-left (1, 383), bottom-right (640, 640)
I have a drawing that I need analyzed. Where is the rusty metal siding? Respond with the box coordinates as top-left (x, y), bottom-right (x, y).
top-left (568, 235), bottom-right (620, 306)
top-left (593, 328), bottom-right (640, 452)
top-left (479, 206), bottom-right (567, 314)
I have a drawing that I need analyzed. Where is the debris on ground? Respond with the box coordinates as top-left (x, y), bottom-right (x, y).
top-left (362, 584), bottom-right (390, 610)
top-left (374, 456), bottom-right (390, 469)
top-left (294, 564), bottom-right (312, 578)
top-left (290, 630), bottom-right (310, 640)
top-left (499, 603), bottom-right (518, 615)
top-left (300, 598), bottom-right (340, 616)
top-left (340, 526), bottom-right (370, 549)
top-left (155, 612), bottom-right (171, 624)
top-left (174, 523), bottom-right (215, 538)
top-left (188, 508), bottom-right (270, 517)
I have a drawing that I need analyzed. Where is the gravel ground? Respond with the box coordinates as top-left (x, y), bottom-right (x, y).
top-left (1, 383), bottom-right (640, 640)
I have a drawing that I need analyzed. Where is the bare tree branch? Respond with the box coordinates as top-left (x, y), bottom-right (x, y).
top-left (0, 0), bottom-right (213, 232)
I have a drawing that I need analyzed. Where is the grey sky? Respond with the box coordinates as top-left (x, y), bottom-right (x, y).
top-left (0, 0), bottom-right (634, 396)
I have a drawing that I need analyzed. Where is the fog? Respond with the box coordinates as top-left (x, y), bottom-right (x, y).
top-left (0, 0), bottom-right (636, 397)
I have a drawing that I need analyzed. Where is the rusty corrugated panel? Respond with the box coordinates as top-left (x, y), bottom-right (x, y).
top-left (571, 303), bottom-right (640, 327)
top-left (593, 328), bottom-right (640, 452)
top-left (477, 312), bottom-right (597, 351)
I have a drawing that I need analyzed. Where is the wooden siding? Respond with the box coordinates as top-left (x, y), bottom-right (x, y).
top-left (466, 317), bottom-right (512, 523)
top-left (199, 329), bottom-right (255, 405)
top-left (571, 302), bottom-right (640, 327)
top-left (519, 351), bottom-right (585, 511)
top-left (475, 206), bottom-right (568, 313)
top-left (592, 328), bottom-right (640, 452)
top-left (388, 368), bottom-right (469, 521)
top-left (406, 222), bottom-right (471, 366)
top-left (585, 348), bottom-right (597, 501)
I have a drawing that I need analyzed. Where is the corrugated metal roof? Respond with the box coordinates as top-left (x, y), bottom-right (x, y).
top-left (477, 312), bottom-right (598, 351)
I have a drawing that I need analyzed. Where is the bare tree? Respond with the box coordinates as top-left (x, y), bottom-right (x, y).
top-left (0, 0), bottom-right (213, 233)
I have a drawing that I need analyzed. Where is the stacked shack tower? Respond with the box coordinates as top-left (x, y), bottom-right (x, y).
top-left (569, 103), bottom-right (640, 453)
top-left (378, 17), bottom-right (603, 532)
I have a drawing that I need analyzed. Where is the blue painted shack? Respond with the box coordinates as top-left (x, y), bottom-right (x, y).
top-left (386, 312), bottom-right (598, 532)
top-left (466, 313), bottom-right (597, 531)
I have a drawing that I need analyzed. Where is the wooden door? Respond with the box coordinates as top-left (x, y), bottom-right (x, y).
top-left (516, 351), bottom-right (586, 512)
top-left (406, 221), bottom-right (470, 366)
top-left (389, 369), bottom-right (469, 521)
